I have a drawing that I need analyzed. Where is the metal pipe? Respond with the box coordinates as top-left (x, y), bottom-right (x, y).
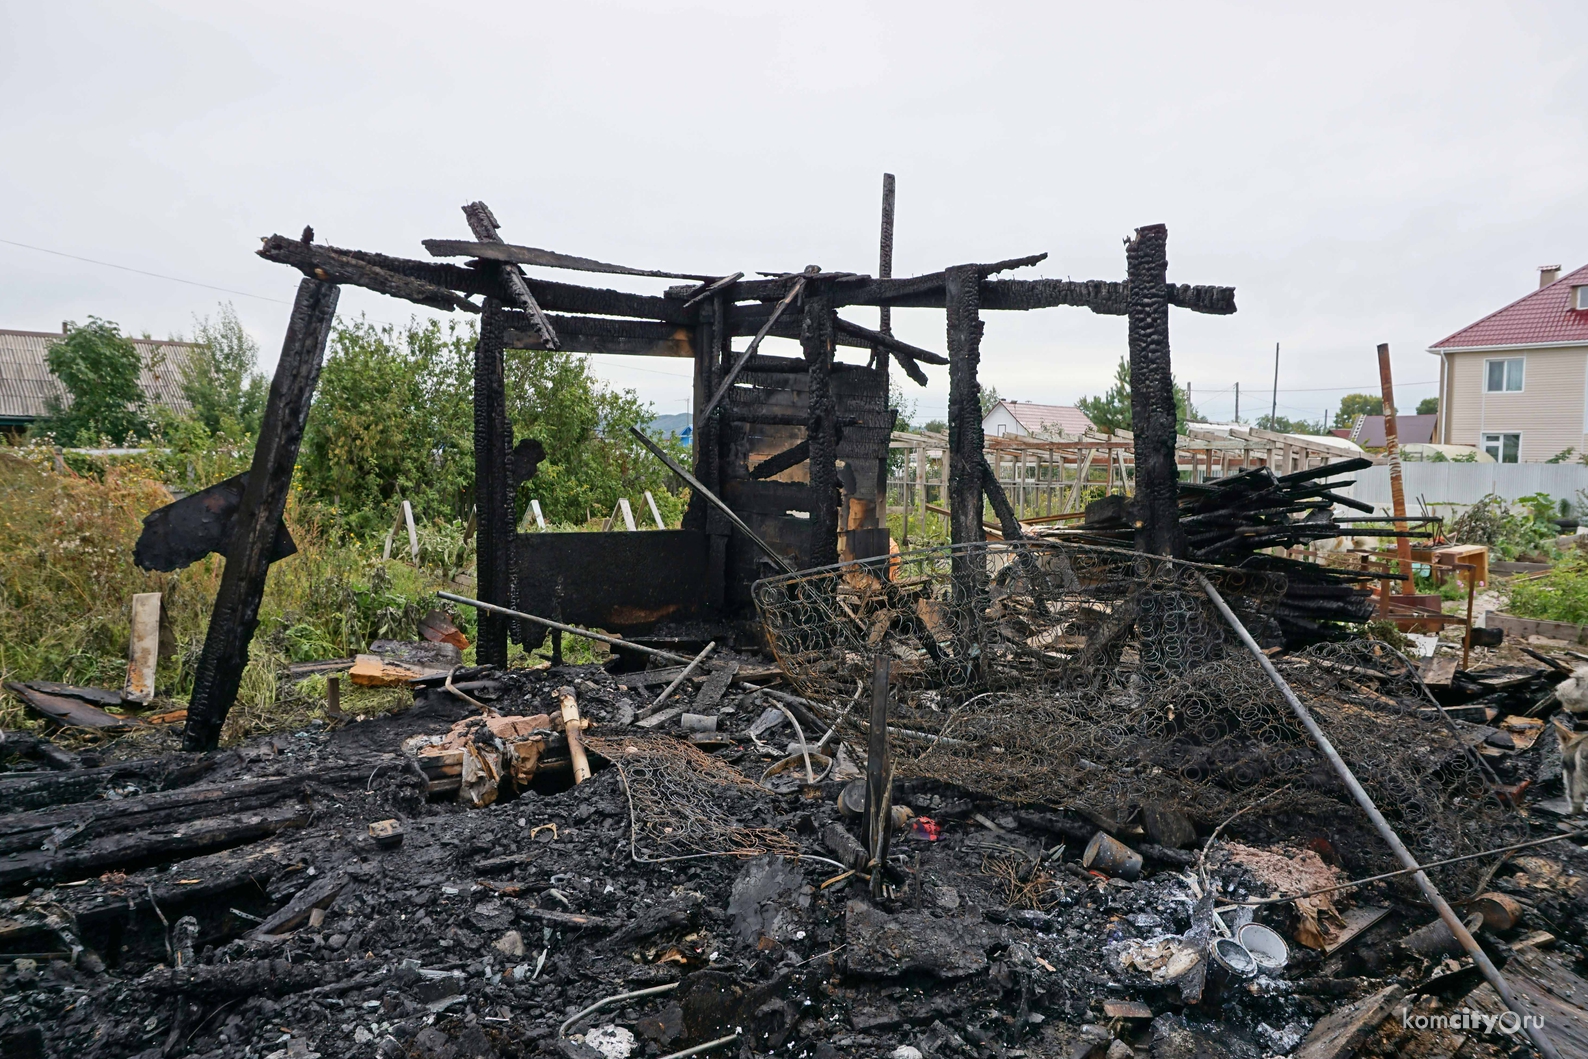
top-left (657, 1034), bottom-right (740, 1059)
top-left (560, 982), bottom-right (678, 1037)
top-left (437, 591), bottom-right (693, 665)
top-left (1197, 572), bottom-right (1561, 1059)
top-left (629, 427), bottom-right (796, 573)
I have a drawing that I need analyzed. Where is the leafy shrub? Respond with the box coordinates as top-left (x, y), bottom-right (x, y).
top-left (1508, 553), bottom-right (1588, 626)
top-left (1447, 493), bottom-right (1562, 561)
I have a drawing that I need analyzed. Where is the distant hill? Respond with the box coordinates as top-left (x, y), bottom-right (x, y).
top-left (648, 412), bottom-right (692, 438)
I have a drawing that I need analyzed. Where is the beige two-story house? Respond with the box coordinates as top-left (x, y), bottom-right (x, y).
top-left (1429, 264), bottom-right (1588, 462)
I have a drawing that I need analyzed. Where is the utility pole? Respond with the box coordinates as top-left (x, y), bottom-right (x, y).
top-left (1270, 342), bottom-right (1279, 429)
top-left (1234, 381), bottom-right (1240, 423)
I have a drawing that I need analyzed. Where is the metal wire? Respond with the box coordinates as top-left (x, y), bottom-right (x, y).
top-left (753, 540), bottom-right (1524, 895)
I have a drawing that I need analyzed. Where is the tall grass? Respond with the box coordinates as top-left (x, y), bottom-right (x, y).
top-left (0, 448), bottom-right (460, 743)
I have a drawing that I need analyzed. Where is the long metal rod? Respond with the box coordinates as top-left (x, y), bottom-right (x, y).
top-left (698, 275), bottom-right (807, 421)
top-left (437, 591), bottom-right (693, 665)
top-left (1197, 572), bottom-right (1560, 1059)
top-left (629, 427), bottom-right (796, 573)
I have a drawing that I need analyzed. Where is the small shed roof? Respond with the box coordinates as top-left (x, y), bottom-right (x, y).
top-left (0, 328), bottom-right (200, 425)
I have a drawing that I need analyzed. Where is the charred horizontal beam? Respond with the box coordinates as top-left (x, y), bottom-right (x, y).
top-left (258, 235), bottom-right (477, 313)
top-left (423, 238), bottom-right (715, 282)
top-left (503, 313), bottom-right (695, 358)
top-left (979, 279), bottom-right (1237, 316)
top-left (678, 253), bottom-right (1046, 307)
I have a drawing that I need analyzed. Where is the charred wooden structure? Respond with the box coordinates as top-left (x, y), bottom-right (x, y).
top-left (141, 185), bottom-right (1237, 749)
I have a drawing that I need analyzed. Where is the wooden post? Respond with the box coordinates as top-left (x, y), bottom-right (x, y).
top-left (803, 283), bottom-right (840, 569)
top-left (474, 301), bottom-right (513, 667)
top-left (557, 686), bottom-right (592, 784)
top-left (402, 499), bottom-right (419, 562)
top-left (184, 278), bottom-right (339, 752)
top-left (945, 266), bottom-right (985, 549)
top-left (1378, 342), bottom-right (1414, 575)
top-left (644, 490), bottom-right (665, 529)
top-left (125, 592), bottom-right (161, 705)
top-left (1125, 224), bottom-right (1185, 558)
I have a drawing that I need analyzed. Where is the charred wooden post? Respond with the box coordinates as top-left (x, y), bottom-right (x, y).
top-left (945, 266), bottom-right (986, 550)
top-left (474, 301), bottom-right (514, 666)
top-left (688, 296), bottom-right (729, 607)
top-left (803, 282), bottom-right (840, 569)
top-left (871, 173), bottom-right (896, 369)
top-left (184, 278), bottom-right (339, 751)
top-left (1125, 224), bottom-right (1186, 559)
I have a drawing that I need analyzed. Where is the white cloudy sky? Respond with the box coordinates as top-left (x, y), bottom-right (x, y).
top-left (3, 1), bottom-right (1586, 427)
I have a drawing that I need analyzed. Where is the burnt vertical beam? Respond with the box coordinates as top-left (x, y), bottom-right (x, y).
top-left (871, 173), bottom-right (896, 368)
top-left (474, 300), bottom-right (514, 666)
top-left (689, 299), bottom-right (728, 607)
top-left (803, 283), bottom-right (840, 569)
top-left (945, 266), bottom-right (986, 550)
top-left (183, 278), bottom-right (339, 751)
top-left (1125, 224), bottom-right (1186, 559)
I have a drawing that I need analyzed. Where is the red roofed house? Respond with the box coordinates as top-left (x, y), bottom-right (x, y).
top-left (981, 400), bottom-right (1094, 439)
top-left (1429, 264), bottom-right (1588, 462)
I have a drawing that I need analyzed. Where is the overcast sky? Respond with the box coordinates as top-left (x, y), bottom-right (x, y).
top-left (4, 1), bottom-right (1587, 428)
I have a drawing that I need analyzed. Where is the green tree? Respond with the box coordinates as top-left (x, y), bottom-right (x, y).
top-left (40, 318), bottom-right (149, 446)
top-left (1332, 393), bottom-right (1383, 429)
top-left (1255, 414), bottom-right (1326, 434)
top-left (1416, 396), bottom-right (1439, 416)
top-left (1076, 357), bottom-right (1199, 434)
top-left (978, 384), bottom-right (1002, 419)
top-left (297, 317), bottom-right (688, 536)
top-left (181, 303), bottom-right (267, 437)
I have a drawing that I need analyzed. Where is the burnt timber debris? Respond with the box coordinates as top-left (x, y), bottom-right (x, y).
top-left (10, 178), bottom-right (1585, 1058)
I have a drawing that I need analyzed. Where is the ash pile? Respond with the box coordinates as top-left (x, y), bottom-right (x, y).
top-left (4, 551), bottom-right (1588, 1059)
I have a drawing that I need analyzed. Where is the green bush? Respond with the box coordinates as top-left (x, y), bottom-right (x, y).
top-left (1508, 554), bottom-right (1588, 625)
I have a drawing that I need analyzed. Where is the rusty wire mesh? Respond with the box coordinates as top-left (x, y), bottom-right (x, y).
top-left (585, 729), bottom-right (800, 863)
top-left (753, 541), bottom-right (1523, 895)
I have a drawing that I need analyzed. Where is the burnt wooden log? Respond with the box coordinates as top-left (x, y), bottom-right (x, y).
top-left (463, 201), bottom-right (558, 348)
top-left (0, 753), bottom-right (229, 815)
top-left (502, 313), bottom-right (695, 358)
top-left (257, 235), bottom-right (475, 313)
top-left (980, 456), bottom-right (1024, 541)
top-left (184, 278), bottom-right (339, 751)
top-left (422, 238), bottom-right (713, 281)
top-left (945, 266), bottom-right (986, 552)
top-left (803, 286), bottom-right (840, 569)
top-left (0, 731), bottom-right (79, 771)
top-left (1125, 224), bottom-right (1186, 559)
top-left (138, 958), bottom-right (378, 999)
top-left (474, 301), bottom-right (514, 667)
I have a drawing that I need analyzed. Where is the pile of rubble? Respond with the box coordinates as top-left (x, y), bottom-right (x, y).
top-left (3, 639), bottom-right (1587, 1059)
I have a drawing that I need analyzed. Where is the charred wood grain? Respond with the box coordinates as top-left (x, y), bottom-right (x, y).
top-left (1125, 224), bottom-right (1186, 559)
top-left (802, 289), bottom-right (839, 569)
top-left (503, 313), bottom-right (695, 358)
top-left (0, 753), bottom-right (229, 815)
top-left (474, 301), bottom-right (514, 666)
top-left (462, 201), bottom-right (558, 348)
top-left (257, 236), bottom-right (475, 314)
top-left (184, 278), bottom-right (338, 752)
top-left (946, 265), bottom-right (988, 617)
top-left (980, 456), bottom-right (1024, 540)
top-left (422, 238), bottom-right (714, 281)
top-left (138, 958), bottom-right (378, 999)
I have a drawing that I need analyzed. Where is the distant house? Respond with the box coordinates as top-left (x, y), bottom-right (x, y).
top-left (1327, 413), bottom-right (1437, 448)
top-left (981, 400), bottom-right (1094, 438)
top-left (1428, 264), bottom-right (1588, 462)
top-left (0, 327), bottom-right (201, 433)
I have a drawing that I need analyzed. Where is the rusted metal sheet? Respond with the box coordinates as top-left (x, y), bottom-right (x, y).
top-left (512, 530), bottom-right (709, 647)
top-left (133, 473), bottom-right (297, 573)
top-left (4, 682), bottom-right (142, 730)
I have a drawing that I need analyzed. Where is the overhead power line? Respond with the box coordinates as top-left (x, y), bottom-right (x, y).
top-left (0, 237), bottom-right (291, 304)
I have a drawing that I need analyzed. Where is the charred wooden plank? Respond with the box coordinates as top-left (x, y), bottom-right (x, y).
top-left (503, 314), bottom-right (695, 357)
top-left (1126, 224), bottom-right (1185, 559)
top-left (475, 301), bottom-right (514, 667)
top-left (184, 278), bottom-right (339, 752)
top-left (803, 288), bottom-right (839, 569)
top-left (0, 754), bottom-right (229, 815)
top-left (134, 472), bottom-right (296, 572)
top-left (423, 238), bottom-right (715, 282)
top-left (257, 235), bottom-right (476, 313)
top-left (462, 201), bottom-right (558, 348)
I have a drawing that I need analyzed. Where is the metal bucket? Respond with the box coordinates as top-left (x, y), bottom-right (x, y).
top-left (1082, 832), bottom-right (1143, 881)
top-left (1236, 923), bottom-right (1289, 971)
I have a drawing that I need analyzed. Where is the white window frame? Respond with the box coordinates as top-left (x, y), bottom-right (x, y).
top-left (1483, 356), bottom-right (1525, 393)
top-left (1575, 285), bottom-right (1588, 310)
top-left (1481, 431), bottom-right (1522, 463)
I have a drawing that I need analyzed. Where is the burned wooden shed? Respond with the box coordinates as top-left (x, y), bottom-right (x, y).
top-left (144, 183), bottom-right (1237, 751)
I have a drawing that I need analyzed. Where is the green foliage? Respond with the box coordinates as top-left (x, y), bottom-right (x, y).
top-left (921, 418), bottom-right (947, 434)
top-left (1417, 396), bottom-right (1439, 416)
top-left (1332, 393), bottom-right (1382, 429)
top-left (1547, 447), bottom-right (1578, 464)
top-left (1255, 414), bottom-right (1326, 435)
top-left (1447, 492), bottom-right (1563, 561)
top-left (979, 384), bottom-right (1001, 419)
top-left (39, 318), bottom-right (149, 446)
top-left (297, 317), bottom-right (476, 538)
top-left (181, 303), bottom-right (267, 438)
top-left (1508, 552), bottom-right (1588, 625)
top-left (1076, 357), bottom-right (1199, 434)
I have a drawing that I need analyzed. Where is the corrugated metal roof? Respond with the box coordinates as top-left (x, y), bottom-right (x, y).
top-left (1430, 263), bottom-right (1588, 350)
top-left (0, 328), bottom-right (200, 423)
